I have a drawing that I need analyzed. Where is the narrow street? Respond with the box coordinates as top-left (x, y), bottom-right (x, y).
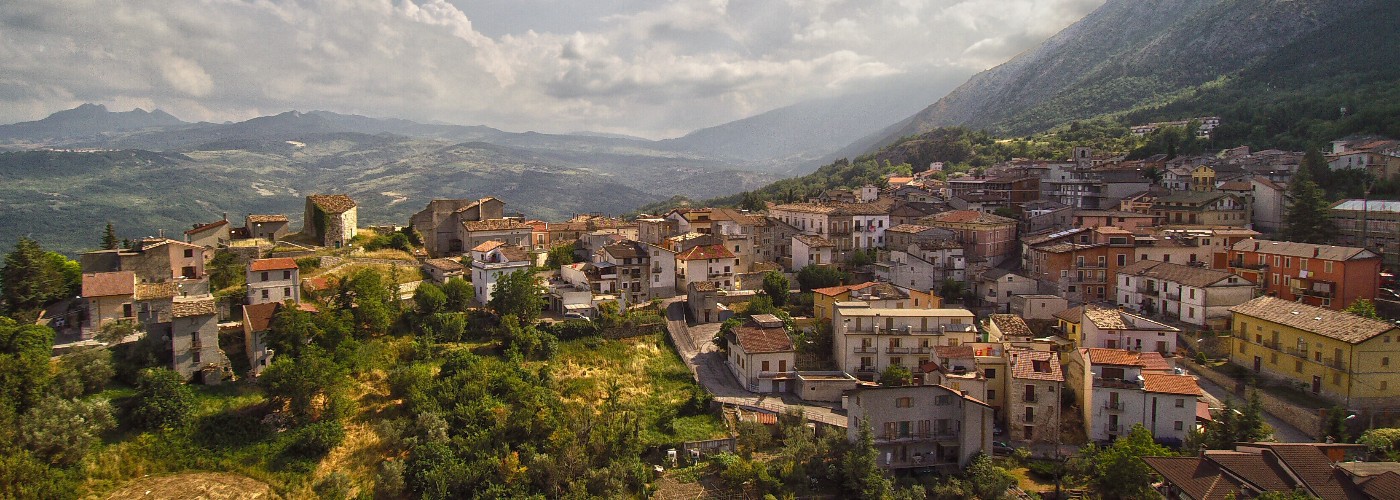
top-left (664, 301), bottom-right (848, 428)
top-left (1182, 365), bottom-right (1314, 443)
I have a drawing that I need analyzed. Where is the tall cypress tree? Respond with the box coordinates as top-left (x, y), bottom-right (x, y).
top-left (101, 222), bottom-right (118, 250)
top-left (1281, 164), bottom-right (1337, 244)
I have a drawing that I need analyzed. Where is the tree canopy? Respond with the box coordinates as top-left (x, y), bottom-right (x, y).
top-left (489, 268), bottom-right (545, 326)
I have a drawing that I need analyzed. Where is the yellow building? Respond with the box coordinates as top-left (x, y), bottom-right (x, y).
top-left (1229, 296), bottom-right (1400, 409)
top-left (811, 281), bottom-right (940, 322)
top-left (1053, 305), bottom-right (1085, 344)
top-left (1190, 165), bottom-right (1216, 191)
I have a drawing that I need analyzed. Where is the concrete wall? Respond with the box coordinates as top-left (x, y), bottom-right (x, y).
top-left (1183, 359), bottom-right (1322, 440)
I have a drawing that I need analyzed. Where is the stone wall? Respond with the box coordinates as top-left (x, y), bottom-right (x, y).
top-left (1182, 359), bottom-right (1322, 440)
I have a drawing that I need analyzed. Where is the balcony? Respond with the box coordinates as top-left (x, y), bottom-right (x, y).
top-left (1103, 401), bottom-right (1126, 412)
top-left (1285, 347), bottom-right (1309, 359)
top-left (913, 346), bottom-right (933, 354)
top-left (1165, 292), bottom-right (1182, 301)
top-left (887, 347), bottom-right (913, 354)
top-left (853, 346), bottom-right (878, 354)
top-left (1262, 341), bottom-right (1281, 351)
top-left (878, 431), bottom-right (958, 443)
top-left (1022, 394), bottom-right (1038, 404)
top-left (1138, 286), bottom-right (1160, 297)
top-left (1230, 260), bottom-right (1268, 271)
top-left (1077, 262), bottom-right (1107, 269)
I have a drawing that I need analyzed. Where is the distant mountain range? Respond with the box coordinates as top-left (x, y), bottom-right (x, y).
top-left (851, 0), bottom-right (1380, 156)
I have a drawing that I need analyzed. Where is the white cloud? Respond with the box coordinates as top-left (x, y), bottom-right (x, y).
top-left (0, 0), bottom-right (1105, 138)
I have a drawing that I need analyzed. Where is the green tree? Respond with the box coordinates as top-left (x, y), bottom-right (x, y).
top-left (544, 243), bottom-right (578, 269)
top-left (207, 250), bottom-right (244, 292)
top-left (796, 265), bottom-right (845, 292)
top-left (414, 282), bottom-right (447, 315)
top-left (939, 279), bottom-right (969, 304)
top-left (1323, 406), bottom-right (1353, 443)
top-left (2, 238), bottom-right (67, 315)
top-left (441, 279), bottom-right (474, 312)
top-left (18, 395), bottom-right (115, 465)
top-left (761, 271), bottom-right (790, 307)
top-left (261, 348), bottom-right (349, 424)
top-left (489, 268), bottom-right (545, 327)
top-left (964, 454), bottom-right (1016, 500)
top-left (336, 268), bottom-right (394, 336)
top-left (101, 222), bottom-right (119, 250)
top-left (842, 418), bottom-right (892, 499)
top-left (1083, 424), bottom-right (1173, 499)
top-left (1345, 299), bottom-right (1381, 320)
top-left (1359, 427), bottom-right (1400, 461)
top-left (268, 306), bottom-right (321, 359)
top-left (1281, 165), bottom-right (1337, 244)
top-left (129, 368), bottom-right (194, 430)
top-left (0, 318), bottom-right (56, 416)
top-left (44, 252), bottom-right (80, 299)
top-left (878, 365), bottom-right (913, 386)
top-left (57, 347), bottom-right (115, 395)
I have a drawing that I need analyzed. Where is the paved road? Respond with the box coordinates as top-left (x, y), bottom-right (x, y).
top-left (664, 301), bottom-right (848, 428)
top-left (1183, 365), bottom-right (1313, 442)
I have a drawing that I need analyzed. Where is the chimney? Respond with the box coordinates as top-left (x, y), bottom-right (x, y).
top-left (222, 212), bottom-right (228, 221)
top-left (1314, 248), bottom-right (1319, 258)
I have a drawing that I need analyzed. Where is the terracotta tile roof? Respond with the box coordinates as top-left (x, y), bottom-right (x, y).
top-left (989, 314), bottom-right (1032, 337)
top-left (812, 282), bottom-right (879, 297)
top-left (886, 176), bottom-right (914, 185)
top-left (602, 241), bottom-right (647, 259)
top-left (1136, 351), bottom-right (1171, 372)
top-left (1258, 444), bottom-right (1368, 500)
top-left (689, 281), bottom-right (717, 292)
top-left (246, 214), bottom-right (289, 223)
top-left (769, 202), bottom-right (839, 215)
top-left (886, 224), bottom-right (934, 234)
top-left (185, 219), bottom-right (229, 235)
top-left (677, 244), bottom-right (736, 261)
top-left (1201, 451), bottom-right (1295, 492)
top-left (171, 296), bottom-right (216, 318)
top-left (732, 325), bottom-right (794, 353)
top-left (82, 271), bottom-right (135, 297)
top-left (423, 258), bottom-right (464, 272)
top-left (1141, 457), bottom-right (1244, 500)
top-left (1009, 349), bottom-right (1063, 382)
top-left (1083, 305), bottom-right (1127, 329)
top-left (1118, 260), bottom-right (1245, 288)
top-left (249, 258), bottom-right (298, 272)
top-left (303, 276), bottom-right (332, 291)
top-left (462, 219), bottom-right (532, 232)
top-left (308, 194), bottom-right (356, 213)
top-left (934, 345), bottom-right (975, 360)
top-left (243, 302), bottom-right (280, 332)
top-left (1231, 238), bottom-right (1377, 261)
top-left (793, 234), bottom-right (834, 247)
top-left (1053, 305), bottom-right (1084, 323)
top-left (471, 240), bottom-right (504, 253)
top-left (1230, 296), bottom-right (1398, 344)
top-left (497, 246), bottom-right (531, 263)
top-left (925, 210), bottom-right (1016, 225)
top-left (134, 282), bottom-right (178, 301)
top-left (1358, 471), bottom-right (1400, 500)
top-left (1142, 373), bottom-right (1201, 396)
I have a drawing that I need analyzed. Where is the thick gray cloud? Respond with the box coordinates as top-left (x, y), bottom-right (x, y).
top-left (0, 0), bottom-right (1105, 138)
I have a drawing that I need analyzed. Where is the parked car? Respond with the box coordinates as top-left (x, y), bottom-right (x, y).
top-left (1379, 288), bottom-right (1400, 301)
top-left (563, 312), bottom-right (592, 321)
top-left (993, 441), bottom-right (1014, 456)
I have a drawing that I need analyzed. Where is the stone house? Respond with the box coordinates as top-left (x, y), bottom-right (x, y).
top-left (246, 258), bottom-right (300, 305)
top-left (80, 238), bottom-right (207, 284)
top-left (409, 197), bottom-right (505, 256)
top-left (725, 314), bottom-right (796, 393)
top-left (675, 244), bottom-right (737, 292)
top-left (184, 218), bottom-right (230, 249)
top-left (1005, 348), bottom-right (1063, 444)
top-left (81, 271), bottom-right (136, 336)
top-left (1114, 259), bottom-right (1254, 330)
top-left (470, 242), bottom-right (532, 306)
top-left (241, 302), bottom-right (279, 377)
top-left (845, 385), bottom-right (993, 470)
top-left (244, 214), bottom-right (290, 241)
top-left (304, 194), bottom-right (358, 248)
top-left (169, 295), bottom-right (227, 383)
top-left (421, 258), bottom-right (466, 283)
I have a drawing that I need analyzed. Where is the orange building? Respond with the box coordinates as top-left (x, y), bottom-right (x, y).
top-left (1225, 239), bottom-right (1381, 310)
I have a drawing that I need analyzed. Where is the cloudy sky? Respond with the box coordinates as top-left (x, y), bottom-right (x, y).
top-left (0, 0), bottom-right (1105, 139)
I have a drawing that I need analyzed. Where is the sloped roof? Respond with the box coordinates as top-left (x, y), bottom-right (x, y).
top-left (1118, 260), bottom-right (1245, 288)
top-left (886, 224), bottom-right (934, 234)
top-left (1054, 305), bottom-right (1084, 323)
top-left (1008, 349), bottom-right (1063, 382)
top-left (134, 282), bottom-right (178, 301)
top-left (246, 214), bottom-right (289, 223)
top-left (677, 244), bottom-right (736, 261)
top-left (1141, 457), bottom-right (1244, 500)
top-left (793, 234), bottom-right (834, 247)
top-left (462, 219), bottom-right (532, 232)
top-left (1231, 238), bottom-right (1376, 261)
top-left (988, 314), bottom-right (1032, 337)
top-left (423, 258), bottom-right (465, 272)
top-left (82, 271), bottom-right (135, 297)
top-left (1358, 471), bottom-right (1400, 500)
top-left (249, 258), bottom-right (298, 272)
top-left (172, 296), bottom-right (217, 318)
top-left (602, 241), bottom-right (647, 259)
top-left (243, 302), bottom-right (280, 332)
top-left (925, 210), bottom-right (1015, 225)
top-left (1230, 296), bottom-right (1397, 344)
top-left (1202, 451), bottom-right (1295, 492)
top-left (471, 240), bottom-right (504, 253)
top-left (308, 194), bottom-right (356, 213)
top-left (1142, 373), bottom-right (1202, 396)
top-left (185, 219), bottom-right (228, 235)
top-left (732, 325), bottom-right (794, 353)
top-left (935, 345), bottom-right (975, 360)
top-left (1258, 444), bottom-right (1369, 500)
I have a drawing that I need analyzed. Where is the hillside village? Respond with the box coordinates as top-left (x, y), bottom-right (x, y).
top-left (6, 126), bottom-right (1394, 498)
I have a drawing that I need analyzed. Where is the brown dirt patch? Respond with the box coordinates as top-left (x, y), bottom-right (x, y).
top-left (105, 472), bottom-right (280, 499)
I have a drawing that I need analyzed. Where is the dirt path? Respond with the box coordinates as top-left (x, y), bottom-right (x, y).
top-left (105, 472), bottom-right (279, 500)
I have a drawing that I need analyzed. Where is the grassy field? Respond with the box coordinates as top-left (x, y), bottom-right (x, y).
top-left (550, 334), bottom-right (727, 445)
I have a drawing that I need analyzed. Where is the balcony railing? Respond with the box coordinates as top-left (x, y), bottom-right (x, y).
top-left (1262, 341), bottom-right (1281, 351)
top-left (1104, 401), bottom-right (1126, 411)
top-left (1139, 286), bottom-right (1160, 296)
top-left (913, 346), bottom-right (933, 354)
top-left (887, 347), bottom-right (912, 354)
top-left (1077, 262), bottom-right (1107, 269)
top-left (1230, 260), bottom-right (1268, 271)
top-left (1285, 347), bottom-right (1309, 359)
top-left (1165, 292), bottom-right (1182, 301)
top-left (878, 431), bottom-right (957, 443)
top-left (853, 346), bottom-right (878, 354)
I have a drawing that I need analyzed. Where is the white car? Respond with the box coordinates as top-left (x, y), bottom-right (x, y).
top-left (563, 312), bottom-right (591, 321)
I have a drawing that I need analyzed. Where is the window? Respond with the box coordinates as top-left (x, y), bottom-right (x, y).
top-left (935, 395), bottom-right (951, 406)
top-left (1174, 421), bottom-right (1184, 431)
top-left (192, 350), bottom-right (201, 363)
top-left (1118, 254), bottom-right (1127, 266)
top-left (987, 389), bottom-right (996, 401)
top-left (985, 368), bottom-right (996, 379)
top-left (283, 287), bottom-right (290, 297)
top-left (283, 270), bottom-right (291, 280)
top-left (1175, 398), bottom-right (1185, 408)
top-left (895, 397), bottom-right (912, 408)
top-left (1325, 261), bottom-right (1333, 273)
top-left (761, 360), bottom-right (769, 371)
top-left (1385, 357), bottom-right (1391, 367)
top-left (184, 249), bottom-right (194, 258)
top-left (261, 272), bottom-right (269, 281)
top-left (261, 289), bottom-right (269, 299)
top-left (1296, 360), bottom-right (1304, 373)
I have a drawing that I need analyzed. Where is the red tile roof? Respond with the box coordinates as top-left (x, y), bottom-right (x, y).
top-left (185, 219), bottom-right (229, 235)
top-left (243, 302), bottom-right (280, 332)
top-left (926, 210), bottom-right (1016, 225)
top-left (1009, 349), bottom-right (1063, 382)
top-left (1142, 373), bottom-right (1202, 396)
top-left (732, 325), bottom-right (794, 353)
top-left (471, 240), bottom-right (504, 253)
top-left (246, 214), bottom-right (289, 223)
top-left (677, 244), bottom-right (736, 261)
top-left (1141, 457), bottom-right (1244, 500)
top-left (82, 271), bottom-right (135, 297)
top-left (249, 258), bottom-right (298, 272)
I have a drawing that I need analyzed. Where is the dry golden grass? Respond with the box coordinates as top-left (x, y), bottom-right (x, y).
top-left (359, 248), bottom-right (417, 262)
